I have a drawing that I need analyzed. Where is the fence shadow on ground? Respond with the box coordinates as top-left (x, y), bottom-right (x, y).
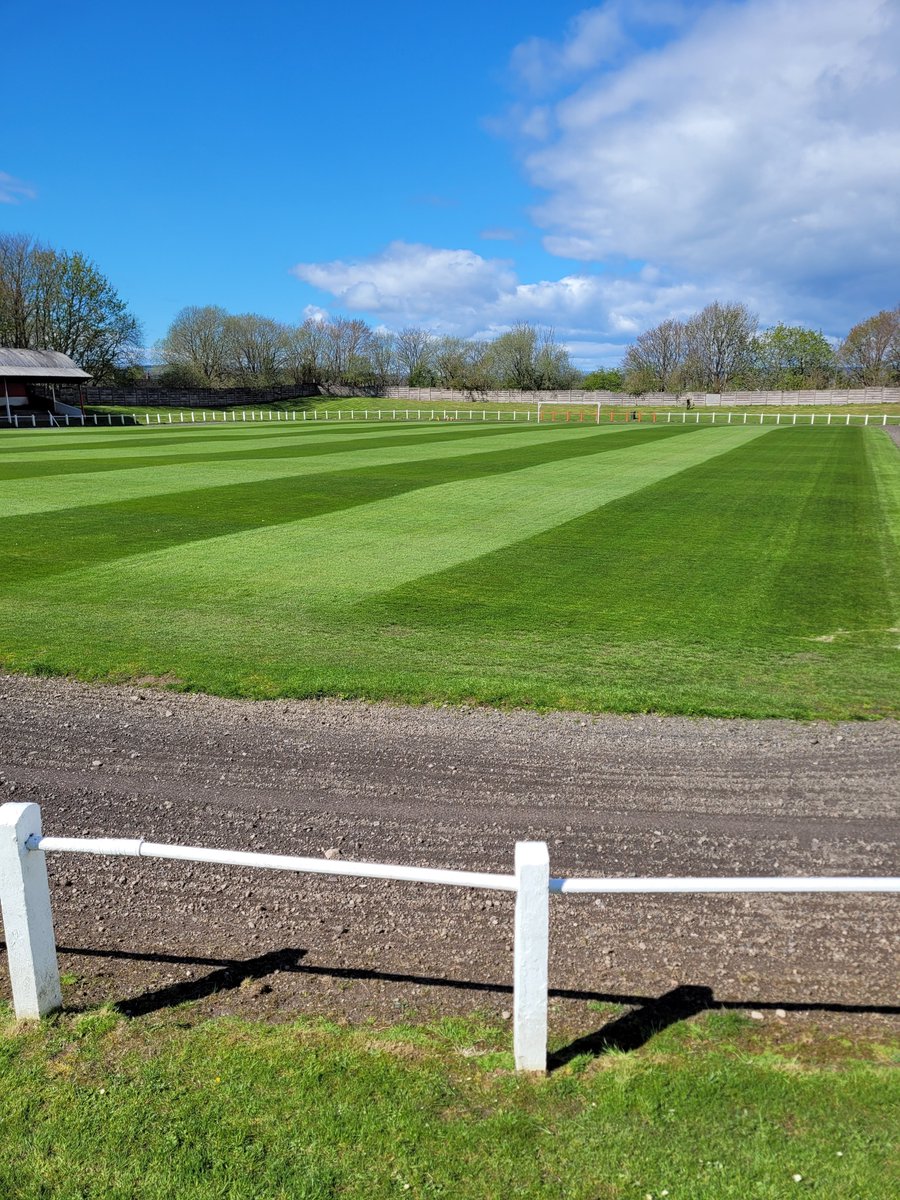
top-left (547, 984), bottom-right (714, 1067)
top-left (50, 945), bottom-right (900, 1064)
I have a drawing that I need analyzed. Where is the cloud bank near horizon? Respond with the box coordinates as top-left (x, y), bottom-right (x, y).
top-left (293, 0), bottom-right (900, 366)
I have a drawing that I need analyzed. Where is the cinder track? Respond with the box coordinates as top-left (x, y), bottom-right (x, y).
top-left (1, 673), bottom-right (897, 1036)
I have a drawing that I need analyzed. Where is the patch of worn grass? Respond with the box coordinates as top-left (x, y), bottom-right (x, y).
top-left (0, 1004), bottom-right (897, 1200)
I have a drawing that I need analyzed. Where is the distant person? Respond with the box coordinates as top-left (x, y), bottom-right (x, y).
top-left (686, 397), bottom-right (693, 410)
top-left (631, 409), bottom-right (638, 421)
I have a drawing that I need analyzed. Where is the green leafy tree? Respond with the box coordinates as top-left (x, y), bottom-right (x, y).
top-left (623, 365), bottom-right (660, 396)
top-left (489, 323), bottom-right (577, 390)
top-left (581, 368), bottom-right (624, 391)
top-left (752, 324), bottom-right (836, 388)
top-left (0, 232), bottom-right (142, 381)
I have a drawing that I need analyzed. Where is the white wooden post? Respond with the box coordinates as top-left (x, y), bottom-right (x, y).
top-left (0, 803), bottom-right (62, 1019)
top-left (513, 841), bottom-right (549, 1072)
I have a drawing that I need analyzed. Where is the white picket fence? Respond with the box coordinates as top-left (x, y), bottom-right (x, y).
top-left (131, 407), bottom-right (900, 429)
top-left (2, 407), bottom-right (900, 432)
top-left (2, 802), bottom-right (898, 1071)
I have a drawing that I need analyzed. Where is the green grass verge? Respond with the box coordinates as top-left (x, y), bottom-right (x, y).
top-left (1, 1005), bottom-right (896, 1199)
top-left (1, 423), bottom-right (898, 718)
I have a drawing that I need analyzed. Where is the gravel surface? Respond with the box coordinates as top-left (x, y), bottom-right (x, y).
top-left (1, 673), bottom-right (898, 1039)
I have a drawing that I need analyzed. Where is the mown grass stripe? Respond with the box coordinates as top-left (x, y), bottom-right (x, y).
top-left (344, 427), bottom-right (899, 717)
top-left (867, 428), bottom-right (900, 601)
top-left (366, 427), bottom-right (896, 640)
top-left (0, 423), bottom-right (561, 482)
top-left (0, 419), bottom-right (535, 466)
top-left (3, 426), bottom-right (897, 718)
top-left (0, 427), bottom-right (694, 586)
top-left (22, 427), bottom-right (772, 613)
top-left (0, 425), bottom-right (664, 518)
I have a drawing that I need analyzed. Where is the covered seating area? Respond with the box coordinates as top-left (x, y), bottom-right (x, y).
top-left (0, 348), bottom-right (92, 425)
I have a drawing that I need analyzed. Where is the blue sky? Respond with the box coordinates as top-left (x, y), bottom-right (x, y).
top-left (3, 0), bottom-right (899, 367)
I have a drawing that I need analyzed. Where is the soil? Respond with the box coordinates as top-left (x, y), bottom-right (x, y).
top-left (1, 673), bottom-right (897, 1043)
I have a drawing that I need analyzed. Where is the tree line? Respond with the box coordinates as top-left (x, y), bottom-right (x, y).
top-left (0, 234), bottom-right (142, 381)
top-left (622, 301), bottom-right (900, 393)
top-left (158, 301), bottom-right (900, 393)
top-left (2, 231), bottom-right (898, 390)
top-left (157, 306), bottom-right (583, 394)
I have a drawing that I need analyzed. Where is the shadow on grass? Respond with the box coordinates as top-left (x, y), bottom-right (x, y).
top-left (52, 945), bottom-right (900, 1064)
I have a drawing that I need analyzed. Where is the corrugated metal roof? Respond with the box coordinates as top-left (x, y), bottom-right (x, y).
top-left (0, 348), bottom-right (92, 379)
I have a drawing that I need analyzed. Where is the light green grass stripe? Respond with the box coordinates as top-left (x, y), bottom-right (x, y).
top-left (0, 425), bottom-right (619, 518)
top-left (0, 421), bottom-right (507, 464)
top-left (865, 428), bottom-right (900, 603)
top-left (41, 426), bottom-right (772, 611)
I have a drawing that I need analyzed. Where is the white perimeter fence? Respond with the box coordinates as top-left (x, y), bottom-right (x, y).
top-left (385, 386), bottom-right (900, 407)
top-left (2, 407), bottom-right (900, 432)
top-left (2, 802), bottom-right (898, 1071)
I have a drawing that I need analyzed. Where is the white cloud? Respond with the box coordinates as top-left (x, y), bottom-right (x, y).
top-left (513, 0), bottom-right (900, 312)
top-left (0, 172), bottom-right (36, 204)
top-left (291, 238), bottom-right (746, 364)
top-left (292, 242), bottom-right (518, 324)
top-left (290, 1), bottom-right (900, 365)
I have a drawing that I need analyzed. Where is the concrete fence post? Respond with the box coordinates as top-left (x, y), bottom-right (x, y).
top-left (513, 841), bottom-right (549, 1072)
top-left (0, 803), bottom-right (62, 1019)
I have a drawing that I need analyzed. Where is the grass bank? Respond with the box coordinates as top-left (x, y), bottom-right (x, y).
top-left (1, 1004), bottom-right (896, 1199)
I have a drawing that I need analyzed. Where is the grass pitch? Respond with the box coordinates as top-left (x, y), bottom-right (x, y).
top-left (1, 421), bottom-right (897, 718)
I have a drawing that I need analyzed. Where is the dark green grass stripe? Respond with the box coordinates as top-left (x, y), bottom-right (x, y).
top-left (359, 428), bottom-right (897, 645)
top-left (5, 426), bottom-right (628, 517)
top-left (0, 427), bottom-right (694, 585)
top-left (2, 418), bottom-right (527, 454)
top-left (0, 418), bottom-right (548, 458)
top-left (0, 422), bottom-right (559, 482)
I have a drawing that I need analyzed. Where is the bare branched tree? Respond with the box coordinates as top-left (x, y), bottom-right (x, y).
top-left (840, 307), bottom-right (900, 385)
top-left (224, 314), bottom-right (288, 384)
top-left (395, 327), bottom-right (434, 383)
top-left (158, 305), bottom-right (231, 385)
top-left (682, 302), bottom-right (758, 391)
top-left (623, 318), bottom-right (686, 391)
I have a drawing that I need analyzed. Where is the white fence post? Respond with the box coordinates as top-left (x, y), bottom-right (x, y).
top-left (0, 803), bottom-right (62, 1019)
top-left (513, 841), bottom-right (549, 1072)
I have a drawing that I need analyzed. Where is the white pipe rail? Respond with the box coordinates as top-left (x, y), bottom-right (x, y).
top-left (2, 802), bottom-right (898, 1073)
top-left (27, 835), bottom-right (515, 892)
top-left (3, 408), bottom-right (899, 432)
top-left (551, 875), bottom-right (900, 894)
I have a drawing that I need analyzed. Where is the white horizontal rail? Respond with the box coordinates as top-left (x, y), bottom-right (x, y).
top-left (27, 835), bottom-right (516, 892)
top-left (551, 875), bottom-right (900, 894)
top-left (4, 409), bottom-right (899, 432)
top-left (3, 803), bottom-right (899, 1072)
